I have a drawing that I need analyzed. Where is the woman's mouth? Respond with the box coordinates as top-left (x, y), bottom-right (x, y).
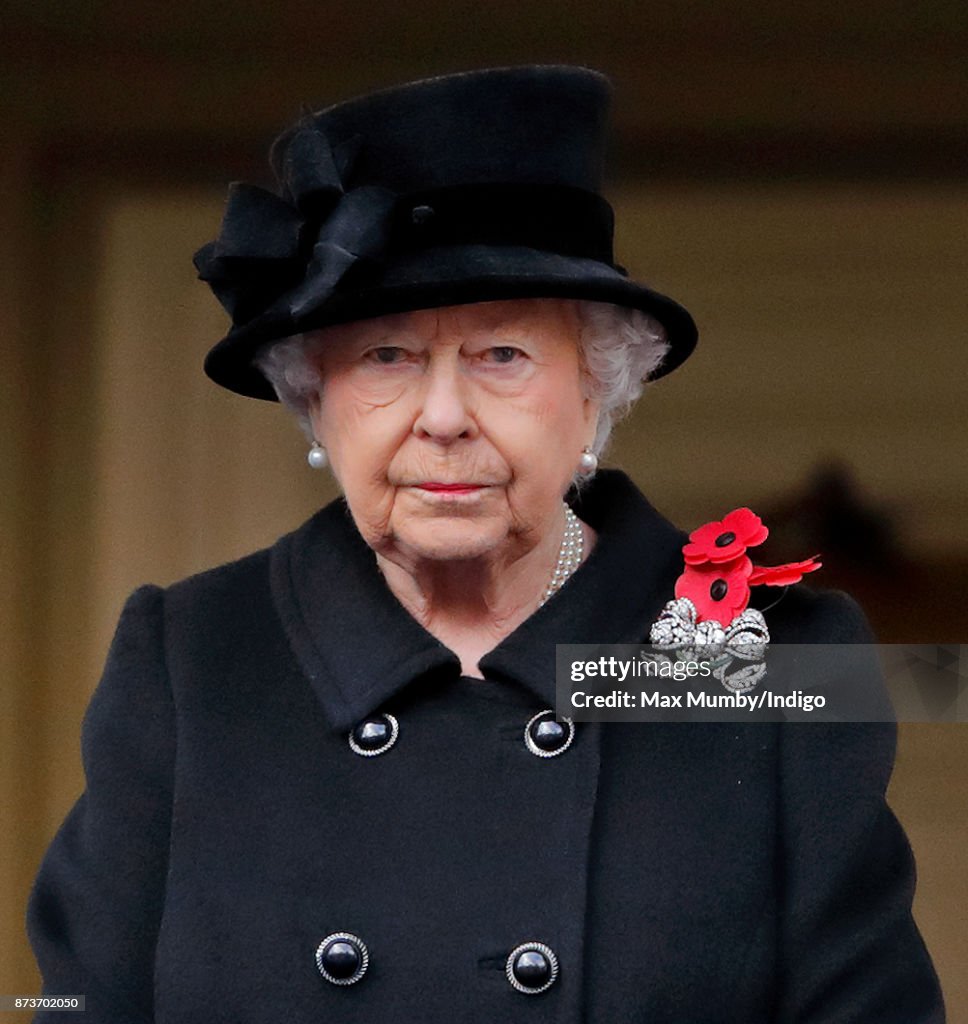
top-left (416, 483), bottom-right (484, 495)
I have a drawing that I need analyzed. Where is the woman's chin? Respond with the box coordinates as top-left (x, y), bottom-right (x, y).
top-left (393, 518), bottom-right (508, 564)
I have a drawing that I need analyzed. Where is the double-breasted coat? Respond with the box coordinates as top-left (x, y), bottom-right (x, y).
top-left (28, 470), bottom-right (944, 1022)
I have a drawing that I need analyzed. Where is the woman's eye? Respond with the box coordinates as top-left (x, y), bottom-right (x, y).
top-left (487, 346), bottom-right (523, 364)
top-left (366, 346), bottom-right (407, 364)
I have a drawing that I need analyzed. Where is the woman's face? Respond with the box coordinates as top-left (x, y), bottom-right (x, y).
top-left (308, 298), bottom-right (599, 566)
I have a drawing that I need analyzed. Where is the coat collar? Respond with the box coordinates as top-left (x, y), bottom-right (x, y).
top-left (270, 469), bottom-right (686, 733)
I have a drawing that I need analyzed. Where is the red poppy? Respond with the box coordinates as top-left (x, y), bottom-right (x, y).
top-left (674, 555), bottom-right (753, 624)
top-left (748, 557), bottom-right (822, 587)
top-left (682, 508), bottom-right (769, 565)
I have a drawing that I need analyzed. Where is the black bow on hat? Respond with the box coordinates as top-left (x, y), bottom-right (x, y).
top-left (196, 66), bottom-right (698, 401)
top-left (194, 125), bottom-right (396, 326)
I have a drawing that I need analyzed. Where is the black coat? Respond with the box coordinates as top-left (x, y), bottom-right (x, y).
top-left (28, 470), bottom-right (944, 1022)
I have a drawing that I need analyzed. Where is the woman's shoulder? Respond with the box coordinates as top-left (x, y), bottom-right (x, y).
top-left (758, 581), bottom-right (877, 644)
top-left (159, 500), bottom-right (347, 611)
top-left (145, 509), bottom-right (326, 652)
top-left (158, 545), bottom-right (277, 637)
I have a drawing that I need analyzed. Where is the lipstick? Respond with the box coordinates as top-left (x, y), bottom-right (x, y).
top-left (417, 483), bottom-right (482, 494)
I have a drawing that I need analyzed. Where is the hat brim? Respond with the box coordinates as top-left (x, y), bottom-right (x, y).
top-left (203, 245), bottom-right (697, 400)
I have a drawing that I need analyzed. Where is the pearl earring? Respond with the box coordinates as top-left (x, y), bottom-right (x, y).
top-left (307, 441), bottom-right (328, 470)
top-left (578, 446), bottom-right (598, 476)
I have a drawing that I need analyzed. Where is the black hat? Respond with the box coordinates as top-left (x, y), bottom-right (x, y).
top-left (196, 65), bottom-right (697, 400)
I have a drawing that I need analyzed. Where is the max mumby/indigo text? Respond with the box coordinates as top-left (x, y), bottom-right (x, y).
top-left (569, 689), bottom-right (827, 712)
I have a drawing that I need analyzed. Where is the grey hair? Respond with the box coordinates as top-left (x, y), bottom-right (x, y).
top-left (254, 300), bottom-right (669, 458)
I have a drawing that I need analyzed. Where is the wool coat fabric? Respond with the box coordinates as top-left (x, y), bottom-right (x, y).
top-left (28, 470), bottom-right (944, 1023)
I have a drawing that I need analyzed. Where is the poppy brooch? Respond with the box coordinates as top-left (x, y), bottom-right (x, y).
top-left (650, 508), bottom-right (821, 672)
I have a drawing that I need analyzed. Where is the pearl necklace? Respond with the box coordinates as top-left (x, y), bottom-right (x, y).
top-left (539, 503), bottom-right (584, 607)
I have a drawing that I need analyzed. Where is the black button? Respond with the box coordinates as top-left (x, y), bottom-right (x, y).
top-left (315, 932), bottom-right (369, 985)
top-left (514, 950), bottom-right (550, 985)
top-left (348, 713), bottom-right (398, 756)
top-left (411, 204), bottom-right (434, 225)
top-left (533, 719), bottom-right (567, 750)
top-left (322, 941), bottom-right (358, 978)
top-left (715, 531), bottom-right (736, 547)
top-left (506, 941), bottom-right (559, 994)
top-left (525, 710), bottom-right (574, 757)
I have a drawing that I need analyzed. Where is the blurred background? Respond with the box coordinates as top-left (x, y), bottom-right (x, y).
top-left (1, 0), bottom-right (966, 1013)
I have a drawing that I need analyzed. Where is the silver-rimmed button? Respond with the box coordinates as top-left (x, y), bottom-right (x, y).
top-left (315, 931), bottom-right (369, 985)
top-left (506, 941), bottom-right (559, 994)
top-left (348, 713), bottom-right (399, 756)
top-left (524, 710), bottom-right (574, 757)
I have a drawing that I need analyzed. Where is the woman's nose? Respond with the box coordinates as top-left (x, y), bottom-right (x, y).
top-left (412, 358), bottom-right (477, 444)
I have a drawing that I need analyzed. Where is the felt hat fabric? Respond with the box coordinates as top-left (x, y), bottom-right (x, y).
top-left (196, 65), bottom-right (698, 400)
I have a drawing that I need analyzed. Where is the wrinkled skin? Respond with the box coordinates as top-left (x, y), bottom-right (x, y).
top-left (308, 298), bottom-right (599, 672)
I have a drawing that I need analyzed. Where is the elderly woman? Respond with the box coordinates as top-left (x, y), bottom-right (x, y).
top-left (28, 67), bottom-right (943, 1022)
